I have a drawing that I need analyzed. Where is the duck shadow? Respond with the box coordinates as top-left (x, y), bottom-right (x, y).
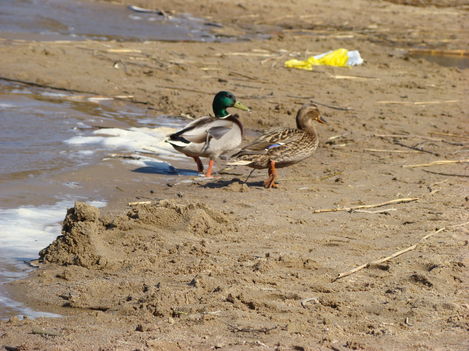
top-left (131, 160), bottom-right (267, 188)
top-left (200, 177), bottom-right (264, 189)
top-left (131, 160), bottom-right (199, 176)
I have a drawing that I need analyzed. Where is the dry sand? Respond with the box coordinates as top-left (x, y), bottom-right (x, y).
top-left (0, 0), bottom-right (468, 350)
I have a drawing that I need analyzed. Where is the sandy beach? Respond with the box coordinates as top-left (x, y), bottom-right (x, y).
top-left (0, 0), bottom-right (468, 350)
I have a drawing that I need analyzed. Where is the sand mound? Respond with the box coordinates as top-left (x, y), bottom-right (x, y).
top-left (33, 200), bottom-right (239, 316)
top-left (126, 199), bottom-right (232, 236)
top-left (39, 200), bottom-right (234, 269)
top-left (39, 202), bottom-right (107, 268)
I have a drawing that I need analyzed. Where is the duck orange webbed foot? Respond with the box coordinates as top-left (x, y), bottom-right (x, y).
top-left (263, 180), bottom-right (279, 188)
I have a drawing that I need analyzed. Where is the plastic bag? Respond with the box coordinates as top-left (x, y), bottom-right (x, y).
top-left (284, 48), bottom-right (364, 71)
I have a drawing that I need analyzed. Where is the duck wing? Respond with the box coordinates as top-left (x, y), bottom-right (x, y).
top-left (168, 116), bottom-right (214, 144)
top-left (168, 116), bottom-right (236, 145)
top-left (234, 128), bottom-right (303, 156)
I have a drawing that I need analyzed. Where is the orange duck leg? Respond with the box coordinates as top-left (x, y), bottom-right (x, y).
top-left (264, 160), bottom-right (279, 188)
top-left (205, 159), bottom-right (215, 178)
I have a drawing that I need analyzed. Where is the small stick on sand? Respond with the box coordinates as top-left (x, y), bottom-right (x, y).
top-left (332, 222), bottom-right (469, 282)
top-left (407, 49), bottom-right (469, 57)
top-left (128, 201), bottom-right (153, 206)
top-left (353, 208), bottom-right (397, 214)
top-left (392, 140), bottom-right (440, 156)
top-left (376, 100), bottom-right (458, 105)
top-left (301, 297), bottom-right (319, 308)
top-left (31, 328), bottom-right (61, 337)
top-left (422, 169), bottom-right (469, 178)
top-left (287, 95), bottom-right (352, 111)
top-left (228, 325), bottom-right (277, 334)
top-left (309, 100), bottom-right (352, 111)
top-left (229, 71), bottom-right (269, 83)
top-left (312, 197), bottom-right (418, 214)
top-left (215, 52), bottom-right (275, 57)
top-left (333, 244), bottom-right (419, 281)
top-left (403, 159), bottom-right (469, 168)
top-left (328, 74), bottom-right (378, 81)
top-left (364, 148), bottom-right (421, 153)
top-left (373, 133), bottom-right (466, 146)
top-left (430, 131), bottom-right (468, 139)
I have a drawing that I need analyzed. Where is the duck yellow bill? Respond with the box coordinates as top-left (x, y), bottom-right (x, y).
top-left (233, 101), bottom-right (250, 111)
top-left (318, 116), bottom-right (327, 124)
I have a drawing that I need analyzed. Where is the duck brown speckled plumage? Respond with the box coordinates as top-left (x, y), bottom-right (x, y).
top-left (228, 104), bottom-right (326, 188)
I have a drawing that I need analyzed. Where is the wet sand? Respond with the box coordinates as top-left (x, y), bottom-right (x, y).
top-left (0, 0), bottom-right (468, 350)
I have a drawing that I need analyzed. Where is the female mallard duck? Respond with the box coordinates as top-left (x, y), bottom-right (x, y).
top-left (166, 91), bottom-right (250, 177)
top-left (228, 104), bottom-right (326, 188)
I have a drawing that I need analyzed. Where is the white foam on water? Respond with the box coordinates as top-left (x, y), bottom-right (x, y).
top-left (129, 14), bottom-right (143, 21)
top-left (65, 126), bottom-right (185, 160)
top-left (66, 135), bottom-right (107, 145)
top-left (0, 200), bottom-right (105, 319)
top-left (0, 200), bottom-right (106, 258)
top-left (0, 103), bottom-right (15, 109)
top-left (87, 97), bottom-right (114, 102)
top-left (138, 117), bottom-right (184, 128)
top-left (76, 150), bottom-right (94, 156)
top-left (39, 91), bottom-right (68, 98)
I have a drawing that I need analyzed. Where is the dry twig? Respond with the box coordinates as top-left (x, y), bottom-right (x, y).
top-left (215, 52), bottom-right (274, 57)
top-left (422, 169), bottom-right (469, 178)
top-left (301, 297), bottom-right (319, 308)
top-left (128, 201), bottom-right (153, 206)
top-left (429, 131), bottom-right (468, 139)
top-left (403, 159), bottom-right (469, 168)
top-left (376, 100), bottom-right (458, 105)
top-left (287, 95), bottom-right (352, 111)
top-left (31, 328), bottom-right (61, 337)
top-left (312, 197), bottom-right (418, 214)
top-left (373, 133), bottom-right (465, 146)
top-left (353, 208), bottom-right (397, 214)
top-left (392, 140), bottom-right (440, 156)
top-left (327, 74), bottom-right (378, 81)
top-left (228, 325), bottom-right (277, 334)
top-left (364, 148), bottom-right (420, 153)
top-left (407, 49), bottom-right (469, 57)
top-left (332, 222), bottom-right (469, 282)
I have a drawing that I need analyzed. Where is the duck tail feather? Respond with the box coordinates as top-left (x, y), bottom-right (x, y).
top-left (226, 159), bottom-right (253, 166)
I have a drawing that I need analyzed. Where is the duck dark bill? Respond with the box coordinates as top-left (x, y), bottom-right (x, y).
top-left (318, 116), bottom-right (327, 124)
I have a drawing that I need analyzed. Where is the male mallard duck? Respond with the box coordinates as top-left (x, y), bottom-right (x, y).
top-left (228, 104), bottom-right (326, 188)
top-left (166, 91), bottom-right (250, 177)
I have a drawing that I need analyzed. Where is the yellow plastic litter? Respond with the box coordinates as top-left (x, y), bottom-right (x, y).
top-left (284, 48), bottom-right (363, 71)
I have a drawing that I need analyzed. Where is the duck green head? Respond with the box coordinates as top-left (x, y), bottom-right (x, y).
top-left (212, 91), bottom-right (250, 118)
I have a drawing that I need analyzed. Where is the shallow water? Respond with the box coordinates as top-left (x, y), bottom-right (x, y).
top-left (0, 0), bottom-right (219, 42)
top-left (0, 80), bottom-right (192, 319)
top-left (0, 81), bottom-right (184, 188)
top-left (0, 200), bottom-right (106, 320)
